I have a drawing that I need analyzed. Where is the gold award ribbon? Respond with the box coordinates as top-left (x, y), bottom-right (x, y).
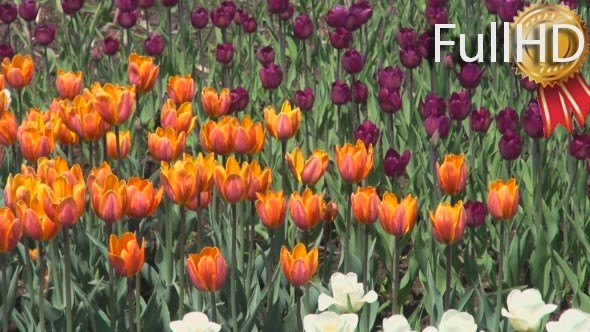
top-left (512, 3), bottom-right (590, 137)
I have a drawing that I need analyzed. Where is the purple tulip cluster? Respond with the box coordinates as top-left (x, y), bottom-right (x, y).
top-left (257, 46), bottom-right (283, 91)
top-left (522, 100), bottom-right (544, 139)
top-left (396, 28), bottom-right (422, 69)
top-left (325, 1), bottom-right (372, 32)
top-left (114, 0), bottom-right (139, 29)
top-left (421, 93), bottom-right (450, 138)
top-left (569, 134), bottom-right (590, 160)
top-left (354, 120), bottom-right (380, 148)
top-left (425, 0), bottom-right (448, 26)
top-left (496, 107), bottom-right (522, 160)
top-left (484, 0), bottom-right (524, 22)
top-left (0, 0), bottom-right (58, 53)
top-left (470, 107), bottom-right (492, 133)
top-left (377, 66), bottom-right (403, 114)
top-left (383, 148), bottom-right (411, 179)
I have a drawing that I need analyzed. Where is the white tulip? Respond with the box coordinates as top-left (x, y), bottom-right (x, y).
top-left (303, 311), bottom-right (359, 332)
top-left (382, 314), bottom-right (416, 332)
top-left (317, 272), bottom-right (378, 313)
top-left (546, 308), bottom-right (590, 332)
top-left (422, 327), bottom-right (439, 332)
top-left (169, 311), bottom-right (221, 332)
top-left (420, 310), bottom-right (478, 332)
top-left (501, 288), bottom-right (557, 332)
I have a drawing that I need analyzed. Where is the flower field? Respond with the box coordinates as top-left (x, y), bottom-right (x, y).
top-left (0, 0), bottom-right (589, 331)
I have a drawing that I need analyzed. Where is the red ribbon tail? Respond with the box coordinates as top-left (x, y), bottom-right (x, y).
top-left (560, 74), bottom-right (590, 128)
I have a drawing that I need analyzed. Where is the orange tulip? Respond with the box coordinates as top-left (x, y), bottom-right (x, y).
top-left (108, 232), bottom-right (145, 277)
top-left (378, 192), bottom-right (418, 237)
top-left (232, 116), bottom-right (265, 155)
top-left (185, 191), bottom-right (212, 211)
top-left (60, 92), bottom-right (111, 141)
top-left (214, 156), bottom-right (250, 203)
top-left (87, 162), bottom-right (114, 190)
top-left (322, 201), bottom-right (338, 223)
top-left (128, 53), bottom-right (159, 93)
top-left (167, 75), bottom-right (195, 105)
top-left (280, 243), bottom-right (318, 287)
top-left (199, 117), bottom-right (236, 155)
top-left (89, 172), bottom-right (127, 224)
top-left (0, 88), bottom-right (10, 116)
top-left (56, 70), bottom-right (83, 99)
top-left (35, 156), bottom-right (84, 185)
top-left (39, 174), bottom-right (86, 228)
top-left (0, 110), bottom-right (17, 145)
top-left (106, 130), bottom-right (132, 160)
top-left (148, 127), bottom-right (186, 162)
top-left (2, 54), bottom-right (34, 89)
top-left (4, 173), bottom-right (40, 212)
top-left (0, 74), bottom-right (4, 90)
top-left (255, 191), bottom-right (286, 229)
top-left (186, 246), bottom-right (228, 292)
top-left (0, 207), bottom-right (22, 253)
top-left (246, 161), bottom-right (272, 201)
top-left (17, 111), bottom-right (55, 162)
top-left (351, 186), bottom-right (380, 224)
top-left (160, 153), bottom-right (217, 206)
top-left (289, 188), bottom-right (325, 230)
top-left (436, 154), bottom-right (468, 196)
top-left (264, 100), bottom-right (301, 141)
top-left (92, 83), bottom-right (136, 126)
top-left (201, 87), bottom-right (231, 118)
top-left (286, 148), bottom-right (329, 185)
top-left (161, 99), bottom-right (197, 134)
top-left (16, 189), bottom-right (61, 241)
top-left (126, 177), bottom-right (163, 219)
top-left (334, 139), bottom-right (374, 183)
top-left (429, 201), bottom-right (467, 245)
top-left (487, 178), bottom-right (519, 221)
top-left (46, 100), bottom-right (79, 145)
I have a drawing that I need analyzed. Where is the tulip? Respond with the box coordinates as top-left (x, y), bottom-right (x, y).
top-left (289, 188), bottom-right (325, 230)
top-left (464, 200), bottom-right (487, 228)
top-left (496, 107), bottom-right (519, 134)
top-left (470, 107), bottom-right (492, 133)
top-left (161, 100), bottom-right (196, 134)
top-left (115, 0), bottom-right (139, 11)
top-left (2, 54), bottom-right (34, 89)
top-left (59, 93), bottom-right (111, 141)
top-left (103, 36), bottom-right (120, 55)
top-left (92, 83), bottom-right (136, 126)
top-left (210, 2), bottom-right (235, 28)
top-left (264, 100), bottom-right (301, 141)
top-left (0, 207), bottom-right (22, 253)
top-left (201, 87), bottom-right (231, 118)
top-left (353, 120), bottom-right (379, 148)
top-left (148, 127), bottom-right (186, 162)
top-left (0, 111), bottom-right (16, 145)
top-left (246, 161), bottom-right (272, 201)
top-left (546, 308), bottom-right (590, 332)
top-left (382, 315), bottom-right (416, 332)
top-left (322, 201), bottom-right (338, 223)
top-left (448, 90), bottom-right (471, 121)
top-left (378, 192), bottom-right (418, 237)
top-left (215, 42), bottom-right (234, 65)
top-left (442, 52), bottom-right (455, 69)
top-left (55, 70), bottom-right (83, 100)
top-left (424, 115), bottom-right (451, 138)
top-left (570, 134), bottom-right (590, 160)
top-left (229, 87), bottom-right (249, 113)
top-left (278, 3), bottom-right (294, 20)
top-left (383, 148), bottom-right (411, 178)
top-left (378, 88), bottom-right (402, 114)
top-left (522, 100), bottom-right (544, 138)
top-left (326, 5), bottom-right (347, 28)
top-left (399, 46), bottom-right (422, 69)
top-left (139, 0), bottom-right (153, 8)
top-left (186, 246), bottom-right (228, 292)
top-left (421, 92), bottom-right (446, 118)
top-left (330, 28), bottom-right (352, 50)
top-left (242, 16), bottom-right (257, 34)
top-left (199, 117), bottom-right (235, 155)
top-left (520, 77), bottom-right (537, 91)
top-left (166, 75), bottom-right (195, 105)
top-left (87, 162), bottom-right (114, 190)
top-left (39, 174), bottom-right (86, 228)
top-left (429, 201), bottom-right (467, 245)
top-left (61, 0), bottom-right (84, 15)
top-left (35, 156), bottom-right (84, 186)
top-left (331, 80), bottom-right (351, 105)
top-left (214, 156), bottom-right (250, 203)
top-left (18, 0), bottom-right (38, 22)
top-left (497, 0), bottom-right (521, 22)
top-left (17, 114), bottom-right (55, 162)
top-left (4, 173), bottom-right (40, 213)
top-left (15, 184), bottom-right (60, 241)
top-left (498, 131), bottom-right (521, 161)
top-left (397, 28), bottom-right (417, 49)
top-left (0, 3), bottom-right (16, 24)
top-left (484, 0), bottom-right (499, 13)
top-left (256, 46), bottom-right (275, 65)
top-left (286, 148), bottom-right (329, 185)
top-left (117, 10), bottom-right (139, 28)
top-left (89, 172), bottom-right (127, 224)
top-left (436, 154), bottom-right (468, 196)
top-left (317, 272), bottom-right (378, 313)
top-left (303, 312), bottom-right (358, 332)
top-left (143, 33), bottom-right (165, 57)
top-left (51, 105), bottom-right (81, 146)
top-left (108, 232), bottom-right (145, 277)
top-left (293, 14), bottom-right (313, 40)
top-left (560, 0), bottom-right (578, 10)
top-left (423, 310), bottom-right (478, 332)
top-left (233, 116), bottom-right (265, 155)
top-left (128, 53), bottom-right (159, 93)
top-left (425, 6), bottom-right (448, 25)
top-left (378, 66), bottom-right (404, 90)
top-left (160, 153), bottom-right (217, 206)
top-left (295, 87), bottom-right (315, 111)
top-left (0, 44), bottom-right (13, 61)
top-left (106, 130), bottom-right (131, 160)
top-left (267, 0), bottom-right (289, 14)
top-left (35, 24), bottom-right (56, 45)
top-left (501, 288), bottom-right (557, 332)
top-left (170, 312), bottom-right (221, 332)
top-left (456, 63), bottom-right (484, 89)
top-left (335, 140), bottom-right (373, 183)
top-left (161, 0), bottom-right (177, 7)
top-left (191, 7), bottom-right (209, 29)
top-left (256, 191), bottom-right (286, 229)
top-left (351, 186), bottom-right (379, 224)
top-left (259, 63), bottom-right (283, 90)
top-left (352, 80), bottom-right (368, 104)
top-left (487, 178), bottom-right (519, 221)
top-left (280, 243), bottom-right (318, 286)
top-left (342, 48), bottom-right (364, 74)
top-left (418, 30), bottom-right (436, 60)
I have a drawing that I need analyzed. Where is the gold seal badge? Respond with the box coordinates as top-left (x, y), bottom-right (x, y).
top-left (511, 3), bottom-right (589, 87)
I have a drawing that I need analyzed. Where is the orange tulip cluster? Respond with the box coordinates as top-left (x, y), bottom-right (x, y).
top-left (200, 116), bottom-right (265, 155)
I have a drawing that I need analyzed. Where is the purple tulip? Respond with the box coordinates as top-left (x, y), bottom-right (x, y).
top-left (349, 0), bottom-right (373, 25)
top-left (115, 0), bottom-right (138, 11)
top-left (242, 16), bottom-right (257, 34)
top-left (293, 14), bottom-right (313, 40)
top-left (457, 63), bottom-right (485, 89)
top-left (448, 90), bottom-right (471, 121)
top-left (520, 77), bottom-right (537, 91)
top-left (399, 47), bottom-right (422, 69)
top-left (256, 46), bottom-right (275, 65)
top-left (418, 30), bottom-right (436, 60)
top-left (464, 201), bottom-right (487, 228)
top-left (233, 9), bottom-right (246, 25)
top-left (560, 0), bottom-right (578, 10)
top-left (420, 92), bottom-right (446, 118)
top-left (35, 24), bottom-right (56, 46)
top-left (378, 88), bottom-right (402, 114)
top-left (499, 130), bottom-right (522, 160)
top-left (443, 53), bottom-right (455, 69)
top-left (0, 3), bottom-right (17, 24)
top-left (162, 0), bottom-right (178, 7)
top-left (229, 87), bottom-right (249, 113)
top-left (139, 0), bottom-right (154, 8)
top-left (425, 6), bottom-right (448, 25)
top-left (522, 100), bottom-right (544, 139)
top-left (497, 0), bottom-right (521, 22)
top-left (259, 63), bottom-right (283, 90)
top-left (295, 87), bottom-right (315, 111)
top-left (326, 4), bottom-right (347, 28)
top-left (210, 3), bottom-right (235, 29)
top-left (424, 115), bottom-right (451, 138)
top-left (330, 28), bottom-right (352, 50)
top-left (216, 42), bottom-right (234, 65)
top-left (267, 0), bottom-right (289, 15)
top-left (103, 36), bottom-right (120, 56)
top-left (18, 0), bottom-right (38, 22)
top-left (496, 107), bottom-right (519, 134)
top-left (378, 66), bottom-right (403, 90)
top-left (342, 48), bottom-right (365, 74)
top-left (117, 10), bottom-right (139, 29)
top-left (352, 80), bottom-right (368, 105)
top-left (331, 80), bottom-right (351, 105)
top-left (383, 148), bottom-right (411, 178)
top-left (354, 120), bottom-right (380, 147)
top-left (470, 107), bottom-right (492, 133)
top-left (191, 7), bottom-right (209, 29)
top-left (144, 33), bottom-right (165, 56)
top-left (91, 45), bottom-right (102, 61)
top-left (569, 134), bottom-right (590, 160)
top-left (485, 0), bottom-right (500, 14)
top-left (61, 0), bottom-right (84, 15)
top-left (0, 44), bottom-right (14, 60)
top-left (396, 28), bottom-right (417, 49)
top-left (278, 3), bottom-right (294, 20)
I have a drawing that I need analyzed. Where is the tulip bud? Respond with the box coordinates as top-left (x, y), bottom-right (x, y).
top-left (0, 207), bottom-right (22, 253)
top-left (352, 80), bottom-right (368, 105)
top-left (487, 178), bottom-right (519, 221)
top-left (470, 107), bottom-right (492, 133)
top-left (289, 189), bottom-right (325, 230)
top-left (497, 0), bottom-right (520, 22)
top-left (378, 88), bottom-right (402, 114)
top-left (448, 90), bottom-right (471, 121)
top-left (353, 120), bottom-right (379, 148)
top-left (278, 3), bottom-right (294, 20)
top-left (267, 0), bottom-right (289, 15)
top-left (436, 154), bottom-right (468, 196)
top-left (425, 6), bottom-right (448, 25)
top-left (35, 24), bottom-right (56, 46)
top-left (61, 0), bottom-right (84, 15)
top-left (464, 200), bottom-right (487, 228)
top-left (378, 66), bottom-right (403, 90)
top-left (210, 2), bottom-right (235, 29)
top-left (293, 13), bottom-right (313, 40)
top-left (399, 46), bottom-right (422, 69)
top-left (456, 63), bottom-right (484, 89)
top-left (256, 191), bottom-right (286, 229)
top-left (91, 44), bottom-right (103, 61)
top-left (520, 77), bottom-right (537, 91)
top-left (485, 0), bottom-right (499, 14)
top-left (0, 44), bottom-right (14, 60)
top-left (329, 28), bottom-right (352, 50)
top-left (522, 100), bottom-right (544, 139)
top-left (418, 30), bottom-right (436, 60)
top-left (295, 87), bottom-right (315, 111)
top-left (187, 247), bottom-right (228, 292)
top-left (420, 92), bottom-right (446, 118)
top-left (322, 201), bottom-right (338, 223)
top-left (216, 42), bottom-right (234, 65)
top-left (229, 87), bottom-right (249, 113)
top-left (18, 0), bottom-right (38, 22)
top-left (191, 7), bottom-right (209, 29)
top-left (242, 16), bottom-right (257, 34)
top-left (115, 0), bottom-right (138, 11)
top-left (280, 243), bottom-right (318, 286)
top-left (103, 36), bottom-right (120, 56)
top-left (349, 0), bottom-right (373, 25)
top-left (429, 201), bottom-right (467, 244)
top-left (424, 115), bottom-right (450, 138)
top-left (256, 46), bottom-right (275, 65)
top-left (326, 4), bottom-right (347, 28)
top-left (106, 131), bottom-right (131, 160)
top-left (0, 3), bottom-right (17, 24)
top-left (109, 233), bottom-right (145, 277)
top-left (569, 134), bottom-right (590, 160)
top-left (498, 130), bottom-right (522, 161)
top-left (144, 33), bottom-right (164, 56)
top-left (161, 0), bottom-right (177, 7)
top-left (117, 10), bottom-right (138, 28)
top-left (383, 148), bottom-right (411, 178)
top-left (330, 80), bottom-right (351, 105)
top-left (351, 186), bottom-right (379, 224)
top-left (139, 0), bottom-right (154, 8)
top-left (233, 9), bottom-right (246, 25)
top-left (496, 107), bottom-right (519, 134)
top-left (259, 63), bottom-right (283, 90)
top-left (443, 52), bottom-right (455, 69)
top-left (342, 48), bottom-right (364, 74)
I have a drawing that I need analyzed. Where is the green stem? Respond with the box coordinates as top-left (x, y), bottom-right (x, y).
top-left (210, 291), bottom-right (217, 323)
top-left (24, 238), bottom-right (33, 315)
top-left (64, 229), bottom-right (73, 332)
top-left (115, 125), bottom-right (123, 236)
top-left (282, 140), bottom-right (289, 195)
top-left (49, 241), bottom-right (61, 307)
top-left (2, 255), bottom-right (8, 332)
top-left (37, 241), bottom-right (45, 332)
top-left (362, 224), bottom-right (369, 291)
top-left (296, 287), bottom-right (302, 332)
top-left (166, 202), bottom-right (173, 284)
top-left (344, 183), bottom-right (353, 272)
top-left (532, 139), bottom-right (543, 230)
top-left (230, 203), bottom-right (238, 332)
top-left (128, 277), bottom-right (135, 332)
top-left (392, 236), bottom-right (400, 314)
top-left (445, 245), bottom-right (452, 310)
top-left (178, 205), bottom-right (186, 318)
top-left (136, 273), bottom-right (141, 332)
top-left (107, 223), bottom-right (116, 330)
top-left (44, 46), bottom-right (51, 99)
top-left (496, 222), bottom-right (505, 320)
top-left (245, 201), bottom-right (255, 299)
top-left (266, 229), bottom-right (274, 311)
